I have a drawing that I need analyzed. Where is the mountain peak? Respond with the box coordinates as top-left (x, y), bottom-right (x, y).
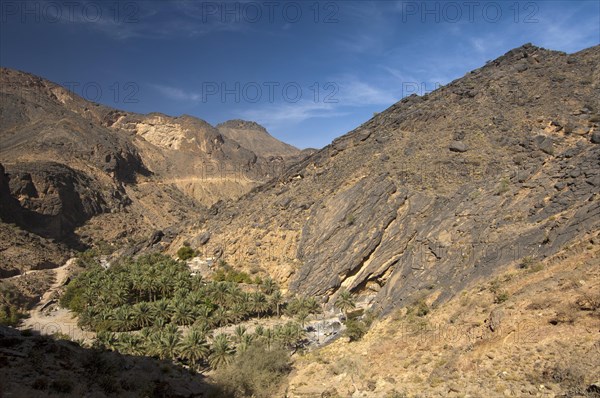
top-left (217, 119), bottom-right (301, 159)
top-left (217, 119), bottom-right (268, 132)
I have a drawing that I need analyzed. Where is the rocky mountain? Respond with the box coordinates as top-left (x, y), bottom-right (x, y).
top-left (179, 43), bottom-right (600, 313)
top-left (0, 67), bottom-right (305, 276)
top-left (217, 119), bottom-right (301, 159)
top-left (1, 43), bottom-right (599, 398)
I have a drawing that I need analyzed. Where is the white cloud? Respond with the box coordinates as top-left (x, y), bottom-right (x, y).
top-left (333, 75), bottom-right (399, 106)
top-left (150, 84), bottom-right (201, 102)
top-left (240, 74), bottom-right (401, 128)
top-left (241, 100), bottom-right (345, 128)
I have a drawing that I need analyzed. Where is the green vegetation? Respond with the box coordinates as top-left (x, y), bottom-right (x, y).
top-left (519, 256), bottom-right (536, 269)
top-left (77, 248), bottom-right (101, 268)
top-left (488, 278), bottom-right (510, 304)
top-left (494, 291), bottom-right (509, 304)
top-left (212, 266), bottom-right (254, 284)
top-left (212, 343), bottom-right (291, 398)
top-left (406, 299), bottom-right (430, 317)
top-left (62, 254), bottom-right (284, 332)
top-left (177, 245), bottom-right (197, 261)
top-left (344, 318), bottom-right (368, 342)
top-left (334, 289), bottom-right (356, 318)
top-left (496, 177), bottom-right (510, 195)
top-left (61, 253), bottom-right (309, 372)
top-left (0, 281), bottom-right (26, 326)
top-left (520, 256), bottom-right (544, 273)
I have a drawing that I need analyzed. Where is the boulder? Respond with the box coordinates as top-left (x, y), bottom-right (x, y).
top-left (534, 135), bottom-right (554, 155)
top-left (449, 141), bottom-right (468, 153)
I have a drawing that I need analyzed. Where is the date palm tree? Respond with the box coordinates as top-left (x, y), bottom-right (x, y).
top-left (211, 282), bottom-right (230, 307)
top-left (263, 328), bottom-right (276, 351)
top-left (174, 272), bottom-right (191, 293)
top-left (296, 309), bottom-right (309, 328)
top-left (254, 324), bottom-right (265, 338)
top-left (334, 289), bottom-right (356, 318)
top-left (190, 274), bottom-right (204, 292)
top-left (95, 331), bottom-right (118, 351)
top-left (260, 277), bottom-right (277, 295)
top-left (113, 305), bottom-right (135, 331)
top-left (269, 290), bottom-right (284, 317)
top-left (237, 333), bottom-right (253, 353)
top-left (133, 302), bottom-right (153, 328)
top-left (233, 325), bottom-right (247, 344)
top-left (210, 307), bottom-right (230, 327)
top-left (250, 292), bottom-right (269, 318)
top-left (192, 319), bottom-right (211, 335)
top-left (117, 332), bottom-right (143, 355)
top-left (179, 328), bottom-right (209, 369)
top-left (153, 324), bottom-right (182, 360)
top-left (152, 299), bottom-right (172, 323)
top-left (172, 301), bottom-right (195, 326)
top-left (209, 334), bottom-right (234, 369)
top-left (230, 302), bottom-right (248, 323)
top-left (305, 296), bottom-right (321, 315)
top-left (277, 322), bottom-right (306, 351)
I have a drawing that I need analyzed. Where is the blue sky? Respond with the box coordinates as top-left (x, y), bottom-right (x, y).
top-left (1, 1), bottom-right (598, 149)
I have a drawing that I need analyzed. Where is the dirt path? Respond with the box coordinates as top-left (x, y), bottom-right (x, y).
top-left (18, 258), bottom-right (94, 342)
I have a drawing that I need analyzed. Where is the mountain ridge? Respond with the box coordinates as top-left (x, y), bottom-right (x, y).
top-left (176, 43), bottom-right (600, 313)
top-left (0, 66), bottom-right (307, 277)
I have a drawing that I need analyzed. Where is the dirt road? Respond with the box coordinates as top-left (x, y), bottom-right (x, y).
top-left (18, 258), bottom-right (94, 342)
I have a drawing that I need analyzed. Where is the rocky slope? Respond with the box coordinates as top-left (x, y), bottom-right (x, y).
top-left (287, 238), bottom-right (600, 397)
top-left (0, 326), bottom-right (213, 397)
top-left (179, 44), bottom-right (600, 314)
top-left (0, 67), bottom-right (306, 276)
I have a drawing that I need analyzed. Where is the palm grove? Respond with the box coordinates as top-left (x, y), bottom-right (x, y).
top-left (60, 253), bottom-right (337, 371)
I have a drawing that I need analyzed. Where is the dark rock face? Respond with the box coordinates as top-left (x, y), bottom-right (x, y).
top-left (0, 163), bottom-right (22, 224)
top-left (188, 44), bottom-right (600, 313)
top-left (5, 162), bottom-right (113, 239)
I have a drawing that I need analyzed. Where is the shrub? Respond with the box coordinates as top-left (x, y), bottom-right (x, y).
top-left (212, 268), bottom-right (253, 284)
top-left (77, 248), bottom-right (100, 268)
top-left (0, 282), bottom-right (25, 326)
top-left (212, 343), bottom-right (291, 398)
top-left (344, 318), bottom-right (368, 341)
top-left (496, 177), bottom-right (510, 195)
top-left (345, 214), bottom-right (356, 226)
top-left (407, 299), bottom-right (430, 317)
top-left (344, 310), bottom-right (376, 342)
top-left (177, 246), bottom-right (197, 261)
top-left (494, 291), bottom-right (509, 304)
top-left (519, 256), bottom-right (535, 269)
top-left (59, 276), bottom-right (88, 313)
